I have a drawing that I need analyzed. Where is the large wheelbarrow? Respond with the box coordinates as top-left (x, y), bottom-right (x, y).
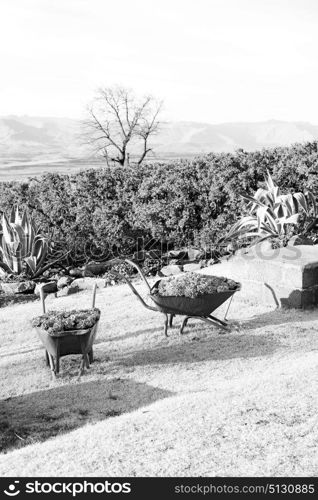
top-left (114, 259), bottom-right (241, 336)
top-left (34, 284), bottom-right (99, 379)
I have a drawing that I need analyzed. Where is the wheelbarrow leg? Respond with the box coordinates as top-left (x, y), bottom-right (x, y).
top-left (207, 314), bottom-right (228, 329)
top-left (169, 314), bottom-right (174, 327)
top-left (163, 313), bottom-right (169, 337)
top-left (180, 316), bottom-right (189, 335)
top-left (194, 315), bottom-right (228, 332)
top-left (78, 337), bottom-right (89, 379)
top-left (179, 315), bottom-right (228, 334)
top-left (48, 353), bottom-right (56, 380)
top-left (55, 339), bottom-right (60, 374)
top-left (88, 348), bottom-right (94, 364)
top-left (77, 358), bottom-right (86, 379)
top-left (223, 295), bottom-right (234, 322)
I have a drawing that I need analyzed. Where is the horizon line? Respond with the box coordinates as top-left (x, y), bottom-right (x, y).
top-left (1, 114), bottom-right (318, 128)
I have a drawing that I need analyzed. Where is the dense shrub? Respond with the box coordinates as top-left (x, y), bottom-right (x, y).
top-left (0, 142), bottom-right (318, 264)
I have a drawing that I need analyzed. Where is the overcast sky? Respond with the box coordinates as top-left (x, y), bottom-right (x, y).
top-left (1, 0), bottom-right (318, 123)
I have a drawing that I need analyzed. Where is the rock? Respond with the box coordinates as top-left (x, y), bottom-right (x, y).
top-left (42, 270), bottom-right (53, 279)
top-left (83, 260), bottom-right (118, 276)
top-left (43, 268), bottom-right (60, 279)
top-left (70, 277), bottom-right (106, 290)
top-left (288, 235), bottom-right (314, 246)
top-left (57, 276), bottom-right (73, 289)
top-left (34, 281), bottom-right (58, 296)
top-left (56, 284), bottom-right (80, 297)
top-left (69, 268), bottom-right (84, 277)
top-left (187, 248), bottom-right (205, 261)
top-left (159, 265), bottom-right (183, 276)
top-left (83, 269), bottom-right (95, 277)
top-left (183, 262), bottom-right (203, 272)
top-left (168, 250), bottom-right (188, 260)
top-left (0, 280), bottom-right (36, 295)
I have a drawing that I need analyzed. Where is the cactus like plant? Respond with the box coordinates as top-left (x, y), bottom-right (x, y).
top-left (0, 206), bottom-right (55, 278)
top-left (225, 171), bottom-right (317, 246)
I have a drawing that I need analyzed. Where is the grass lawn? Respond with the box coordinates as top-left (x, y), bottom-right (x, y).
top-left (0, 280), bottom-right (318, 476)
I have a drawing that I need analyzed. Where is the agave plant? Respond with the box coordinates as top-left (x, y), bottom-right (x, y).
top-left (0, 206), bottom-right (58, 279)
top-left (225, 171), bottom-right (317, 246)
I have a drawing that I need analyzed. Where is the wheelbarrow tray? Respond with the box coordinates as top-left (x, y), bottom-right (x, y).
top-left (35, 321), bottom-right (99, 358)
top-left (150, 283), bottom-right (236, 317)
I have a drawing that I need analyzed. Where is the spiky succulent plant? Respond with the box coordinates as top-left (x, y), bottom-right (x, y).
top-left (0, 206), bottom-right (55, 278)
top-left (225, 171), bottom-right (317, 246)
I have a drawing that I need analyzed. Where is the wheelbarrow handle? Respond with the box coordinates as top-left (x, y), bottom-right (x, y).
top-left (110, 259), bottom-right (157, 312)
top-left (123, 258), bottom-right (152, 292)
top-left (113, 269), bottom-right (158, 312)
top-left (91, 283), bottom-right (97, 309)
top-left (40, 286), bottom-right (46, 314)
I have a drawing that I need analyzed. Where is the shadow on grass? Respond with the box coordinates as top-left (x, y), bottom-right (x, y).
top-left (239, 307), bottom-right (318, 330)
top-left (0, 378), bottom-right (173, 454)
top-left (104, 325), bottom-right (161, 343)
top-left (116, 324), bottom-right (281, 368)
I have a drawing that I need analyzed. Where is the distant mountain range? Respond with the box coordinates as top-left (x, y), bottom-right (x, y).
top-left (1, 115), bottom-right (318, 163)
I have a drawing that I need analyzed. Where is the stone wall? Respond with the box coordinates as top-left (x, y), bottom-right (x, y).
top-left (200, 244), bottom-right (318, 308)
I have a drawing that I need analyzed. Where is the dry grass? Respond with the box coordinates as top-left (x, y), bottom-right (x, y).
top-left (0, 281), bottom-right (318, 476)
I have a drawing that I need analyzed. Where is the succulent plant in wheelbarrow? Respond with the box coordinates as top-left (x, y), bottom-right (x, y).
top-left (32, 308), bottom-right (101, 335)
top-left (157, 272), bottom-right (239, 298)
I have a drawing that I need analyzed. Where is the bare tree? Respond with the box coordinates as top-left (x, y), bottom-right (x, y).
top-left (84, 86), bottom-right (162, 167)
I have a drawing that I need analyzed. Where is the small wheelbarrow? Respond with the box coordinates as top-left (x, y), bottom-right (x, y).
top-left (34, 284), bottom-right (99, 379)
top-left (114, 259), bottom-right (241, 336)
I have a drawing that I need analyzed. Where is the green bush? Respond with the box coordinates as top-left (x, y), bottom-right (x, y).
top-left (0, 142), bottom-right (317, 264)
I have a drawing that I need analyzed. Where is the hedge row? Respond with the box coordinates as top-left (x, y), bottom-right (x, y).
top-left (0, 141), bottom-right (318, 263)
